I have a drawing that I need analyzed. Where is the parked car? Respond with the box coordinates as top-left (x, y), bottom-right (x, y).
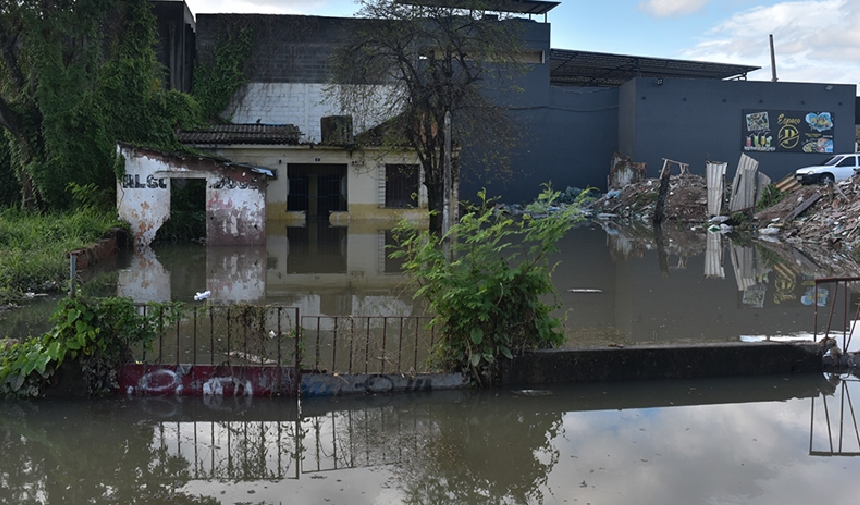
top-left (794, 154), bottom-right (860, 185)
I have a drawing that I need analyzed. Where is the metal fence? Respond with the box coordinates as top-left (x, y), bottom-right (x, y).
top-left (131, 305), bottom-right (301, 369)
top-left (134, 306), bottom-right (438, 375)
top-left (813, 277), bottom-right (860, 351)
top-left (301, 315), bottom-right (436, 374)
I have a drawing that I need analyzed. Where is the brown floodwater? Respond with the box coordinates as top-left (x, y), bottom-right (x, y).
top-left (3, 220), bottom-right (860, 351)
top-left (2, 373), bottom-right (860, 504)
top-left (4, 221), bottom-right (860, 504)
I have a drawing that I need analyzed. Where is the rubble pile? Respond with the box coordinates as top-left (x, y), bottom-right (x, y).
top-left (591, 174), bottom-right (707, 222)
top-left (759, 176), bottom-right (860, 252)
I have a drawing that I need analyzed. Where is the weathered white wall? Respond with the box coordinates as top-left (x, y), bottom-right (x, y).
top-left (229, 83), bottom-right (400, 143)
top-left (117, 145), bottom-right (269, 247)
top-left (117, 149), bottom-right (173, 248)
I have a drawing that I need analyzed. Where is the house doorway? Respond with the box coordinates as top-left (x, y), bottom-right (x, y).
top-left (287, 164), bottom-right (347, 219)
top-left (154, 178), bottom-right (206, 243)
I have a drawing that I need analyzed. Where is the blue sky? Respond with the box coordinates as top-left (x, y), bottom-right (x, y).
top-left (184, 0), bottom-right (859, 91)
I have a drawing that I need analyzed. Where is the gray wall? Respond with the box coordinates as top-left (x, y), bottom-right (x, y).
top-left (461, 20), bottom-right (620, 204)
top-left (462, 86), bottom-right (620, 204)
top-left (196, 14), bottom-right (357, 84)
top-left (618, 77), bottom-right (857, 180)
top-left (152, 1), bottom-right (196, 93)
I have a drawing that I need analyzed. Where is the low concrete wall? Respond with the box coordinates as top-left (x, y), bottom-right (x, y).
top-left (302, 372), bottom-right (468, 397)
top-left (69, 227), bottom-right (129, 271)
top-left (115, 364), bottom-right (466, 397)
top-left (501, 342), bottom-right (823, 384)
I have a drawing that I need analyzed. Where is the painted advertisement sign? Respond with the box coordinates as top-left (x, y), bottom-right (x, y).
top-left (742, 110), bottom-right (833, 154)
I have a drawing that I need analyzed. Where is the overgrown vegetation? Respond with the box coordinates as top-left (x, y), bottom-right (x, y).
top-left (0, 0), bottom-right (256, 213)
top-left (1, 297), bottom-right (183, 397)
top-left (392, 184), bottom-right (586, 386)
top-left (191, 23), bottom-right (255, 122)
top-left (0, 208), bottom-right (120, 302)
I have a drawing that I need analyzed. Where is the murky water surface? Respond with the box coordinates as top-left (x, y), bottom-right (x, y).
top-left (4, 222), bottom-right (860, 503)
top-left (7, 220), bottom-right (857, 346)
top-left (2, 374), bottom-right (860, 504)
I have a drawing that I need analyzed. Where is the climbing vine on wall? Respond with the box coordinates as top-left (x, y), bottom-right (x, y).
top-left (191, 23), bottom-right (255, 122)
top-left (0, 0), bottom-right (204, 211)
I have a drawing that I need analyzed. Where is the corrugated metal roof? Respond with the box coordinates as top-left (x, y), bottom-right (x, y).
top-left (178, 124), bottom-right (303, 145)
top-left (550, 49), bottom-right (761, 87)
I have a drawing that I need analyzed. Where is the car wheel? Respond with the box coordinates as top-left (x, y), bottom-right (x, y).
top-left (821, 173), bottom-right (835, 185)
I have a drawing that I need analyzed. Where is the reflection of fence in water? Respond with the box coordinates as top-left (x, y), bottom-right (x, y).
top-left (153, 419), bottom-right (301, 480)
top-left (809, 376), bottom-right (860, 457)
top-left (301, 316), bottom-right (436, 374)
top-left (302, 405), bottom-right (437, 473)
top-left (149, 405), bottom-right (436, 479)
top-left (132, 305), bottom-right (300, 367)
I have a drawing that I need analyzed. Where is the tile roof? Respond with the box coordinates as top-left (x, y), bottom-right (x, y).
top-left (178, 124), bottom-right (303, 145)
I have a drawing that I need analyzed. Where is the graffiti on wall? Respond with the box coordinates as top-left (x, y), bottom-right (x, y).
top-left (121, 174), bottom-right (168, 189)
top-left (214, 175), bottom-right (257, 190)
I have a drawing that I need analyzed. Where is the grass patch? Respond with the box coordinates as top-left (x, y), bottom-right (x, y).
top-left (0, 208), bottom-right (120, 301)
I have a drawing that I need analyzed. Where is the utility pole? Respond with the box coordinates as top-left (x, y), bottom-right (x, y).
top-left (443, 111), bottom-right (452, 243)
top-left (769, 34), bottom-right (778, 82)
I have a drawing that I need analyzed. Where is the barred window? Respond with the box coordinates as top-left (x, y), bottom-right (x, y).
top-left (385, 164), bottom-right (419, 208)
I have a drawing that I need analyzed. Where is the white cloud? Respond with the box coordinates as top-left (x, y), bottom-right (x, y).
top-left (682, 0), bottom-right (860, 86)
top-left (638, 0), bottom-right (712, 17)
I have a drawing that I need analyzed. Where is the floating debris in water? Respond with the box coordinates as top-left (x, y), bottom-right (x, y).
top-left (512, 389), bottom-right (553, 396)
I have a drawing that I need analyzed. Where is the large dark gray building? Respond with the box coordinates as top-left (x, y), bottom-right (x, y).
top-left (154, 0), bottom-right (857, 204)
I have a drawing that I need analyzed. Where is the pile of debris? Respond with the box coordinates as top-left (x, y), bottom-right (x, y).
top-left (756, 176), bottom-right (860, 252)
top-left (591, 174), bottom-right (707, 222)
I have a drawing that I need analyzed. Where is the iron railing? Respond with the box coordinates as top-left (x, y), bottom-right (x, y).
top-left (813, 277), bottom-right (860, 351)
top-left (134, 306), bottom-right (437, 375)
top-left (301, 316), bottom-right (436, 374)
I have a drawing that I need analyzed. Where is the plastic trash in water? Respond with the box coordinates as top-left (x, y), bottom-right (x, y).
top-left (194, 290), bottom-right (211, 301)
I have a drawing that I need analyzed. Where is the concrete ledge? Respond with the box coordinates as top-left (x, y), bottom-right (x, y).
top-left (302, 372), bottom-right (469, 397)
top-left (501, 342), bottom-right (823, 384)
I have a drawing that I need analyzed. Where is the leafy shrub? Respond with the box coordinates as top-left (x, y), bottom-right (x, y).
top-left (391, 184), bottom-right (587, 386)
top-left (1, 297), bottom-right (184, 397)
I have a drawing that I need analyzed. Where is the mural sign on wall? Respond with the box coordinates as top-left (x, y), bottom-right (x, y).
top-left (742, 110), bottom-right (833, 154)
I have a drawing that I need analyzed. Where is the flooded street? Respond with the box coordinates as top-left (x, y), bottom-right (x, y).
top-left (4, 221), bottom-right (860, 503)
top-left (3, 373), bottom-right (860, 504)
top-left (4, 220), bottom-right (860, 349)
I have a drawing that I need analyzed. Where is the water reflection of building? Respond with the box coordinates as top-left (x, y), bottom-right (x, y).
top-left (118, 221), bottom-right (420, 317)
top-left (265, 221), bottom-right (419, 318)
top-left (558, 224), bottom-right (860, 346)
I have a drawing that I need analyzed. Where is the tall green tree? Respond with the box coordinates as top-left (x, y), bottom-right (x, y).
top-left (328, 0), bottom-right (525, 230)
top-left (0, 0), bottom-right (198, 210)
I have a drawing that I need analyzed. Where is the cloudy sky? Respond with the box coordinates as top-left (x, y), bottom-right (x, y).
top-left (183, 0), bottom-right (859, 92)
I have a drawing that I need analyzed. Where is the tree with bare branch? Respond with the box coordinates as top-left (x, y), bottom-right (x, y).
top-left (327, 0), bottom-right (527, 230)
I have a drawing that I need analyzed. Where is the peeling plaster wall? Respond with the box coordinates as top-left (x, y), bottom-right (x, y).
top-left (117, 145), bottom-right (268, 247)
top-left (117, 149), bottom-right (173, 248)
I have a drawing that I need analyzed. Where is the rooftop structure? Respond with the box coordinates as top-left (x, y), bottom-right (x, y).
top-left (550, 49), bottom-right (761, 87)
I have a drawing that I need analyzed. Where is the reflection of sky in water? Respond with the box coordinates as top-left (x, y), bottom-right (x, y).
top-left (4, 377), bottom-right (860, 504)
top-left (181, 380), bottom-right (860, 504)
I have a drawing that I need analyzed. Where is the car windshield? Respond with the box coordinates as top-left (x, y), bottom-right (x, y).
top-left (822, 156), bottom-right (843, 166)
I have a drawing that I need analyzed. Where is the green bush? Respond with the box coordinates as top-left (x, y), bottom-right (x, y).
top-left (391, 184), bottom-right (587, 386)
top-left (1, 297), bottom-right (184, 397)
